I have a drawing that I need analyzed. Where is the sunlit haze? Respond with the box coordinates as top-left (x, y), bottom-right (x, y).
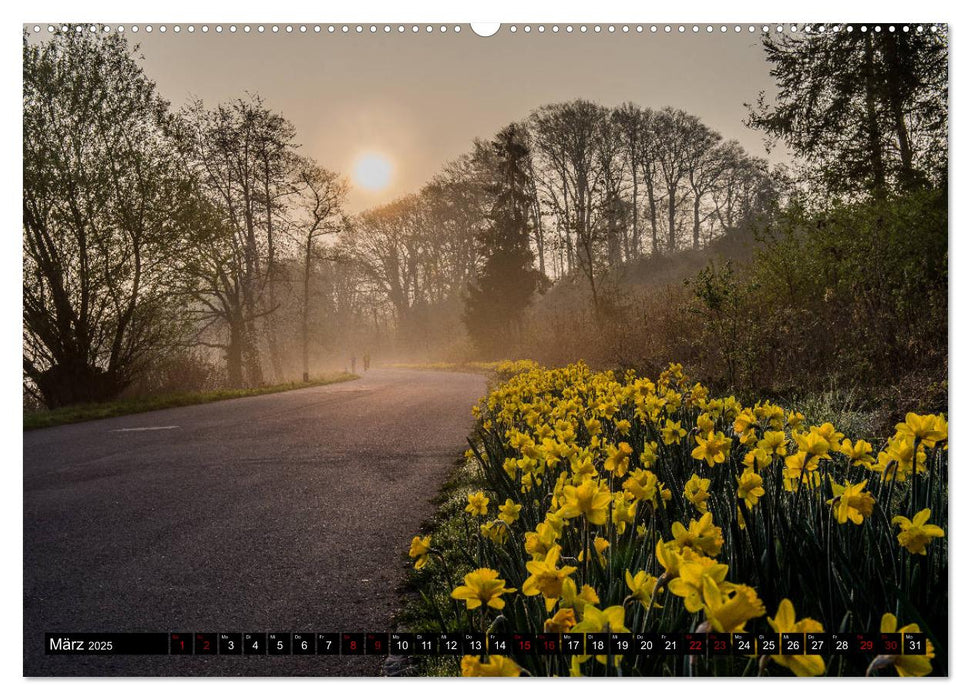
top-left (353, 152), bottom-right (394, 191)
top-left (120, 29), bottom-right (784, 211)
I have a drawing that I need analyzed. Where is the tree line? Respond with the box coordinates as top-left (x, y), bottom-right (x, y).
top-left (343, 101), bottom-right (779, 340)
top-left (24, 30), bottom-right (349, 406)
top-left (23, 26), bottom-right (947, 408)
top-left (518, 26), bottom-right (947, 425)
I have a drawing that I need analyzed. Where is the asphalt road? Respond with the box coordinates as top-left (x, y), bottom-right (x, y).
top-left (23, 368), bottom-right (487, 677)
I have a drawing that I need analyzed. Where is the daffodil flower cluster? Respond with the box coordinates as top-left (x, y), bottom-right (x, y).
top-left (410, 362), bottom-right (946, 677)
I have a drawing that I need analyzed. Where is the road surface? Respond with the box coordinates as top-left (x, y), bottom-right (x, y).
top-left (23, 368), bottom-right (487, 676)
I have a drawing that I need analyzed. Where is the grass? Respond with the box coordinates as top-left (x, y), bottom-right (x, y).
top-left (396, 452), bottom-right (485, 677)
top-left (23, 372), bottom-right (359, 430)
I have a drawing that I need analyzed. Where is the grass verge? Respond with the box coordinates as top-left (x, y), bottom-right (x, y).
top-left (23, 372), bottom-right (359, 430)
top-left (395, 452), bottom-right (487, 677)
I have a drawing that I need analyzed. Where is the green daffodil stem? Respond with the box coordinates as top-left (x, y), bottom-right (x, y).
top-left (486, 614), bottom-right (505, 634)
top-left (431, 550), bottom-right (462, 622)
top-left (758, 655), bottom-right (770, 677)
top-left (866, 655), bottom-right (894, 677)
top-left (583, 519), bottom-right (590, 585)
top-left (911, 437), bottom-right (919, 512)
top-left (641, 572), bottom-right (669, 633)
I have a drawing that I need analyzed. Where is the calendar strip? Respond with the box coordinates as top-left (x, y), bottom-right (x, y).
top-left (45, 632), bottom-right (926, 656)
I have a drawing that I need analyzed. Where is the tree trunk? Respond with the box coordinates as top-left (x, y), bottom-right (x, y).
top-left (226, 315), bottom-right (245, 387)
top-left (630, 174), bottom-right (639, 259)
top-left (693, 194), bottom-right (702, 249)
top-left (301, 236), bottom-right (313, 383)
top-left (863, 34), bottom-right (888, 198)
top-left (646, 175), bottom-right (659, 256)
top-left (263, 164), bottom-right (284, 383)
top-left (882, 34), bottom-right (917, 188)
top-left (667, 186), bottom-right (677, 251)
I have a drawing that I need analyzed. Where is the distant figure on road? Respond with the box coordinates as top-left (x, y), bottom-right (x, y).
top-left (363, 352), bottom-right (371, 372)
top-left (351, 355), bottom-right (357, 374)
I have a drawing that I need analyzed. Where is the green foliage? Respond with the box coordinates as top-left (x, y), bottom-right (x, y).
top-left (652, 188), bottom-right (945, 429)
top-left (748, 27), bottom-right (948, 197)
top-left (23, 28), bottom-right (217, 407)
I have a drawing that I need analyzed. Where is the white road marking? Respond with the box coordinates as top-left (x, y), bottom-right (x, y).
top-left (111, 426), bottom-right (181, 432)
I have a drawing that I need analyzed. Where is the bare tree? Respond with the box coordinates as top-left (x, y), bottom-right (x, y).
top-left (530, 100), bottom-right (611, 310)
top-left (685, 124), bottom-right (725, 249)
top-left (291, 160), bottom-right (347, 381)
top-left (612, 103), bottom-right (644, 260)
top-left (651, 108), bottom-right (698, 252)
top-left (181, 96), bottom-right (298, 386)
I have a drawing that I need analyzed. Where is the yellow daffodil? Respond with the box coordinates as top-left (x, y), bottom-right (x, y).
top-left (623, 468), bottom-right (660, 505)
top-left (498, 498), bottom-right (522, 524)
top-left (451, 568), bottom-right (515, 610)
top-left (584, 416), bottom-right (602, 437)
top-left (793, 430), bottom-right (831, 458)
top-left (544, 607), bottom-right (576, 633)
top-left (758, 430), bottom-right (788, 457)
top-left (895, 413), bottom-right (947, 448)
top-left (828, 480), bottom-right (875, 525)
top-left (408, 535), bottom-right (432, 570)
top-left (655, 538), bottom-right (683, 578)
top-left (465, 491), bottom-right (490, 517)
top-left (570, 453), bottom-right (598, 481)
top-left (684, 473), bottom-right (712, 514)
top-left (667, 552), bottom-right (731, 613)
top-left (639, 440), bottom-right (660, 469)
top-left (580, 536), bottom-right (610, 566)
top-left (839, 438), bottom-right (876, 468)
top-left (671, 512), bottom-right (724, 556)
top-left (461, 654), bottom-right (522, 677)
top-left (759, 403), bottom-right (786, 430)
top-left (691, 430), bottom-right (732, 467)
top-left (611, 492), bottom-right (636, 534)
top-left (743, 447), bottom-right (772, 471)
top-left (783, 451), bottom-right (822, 490)
top-left (876, 613), bottom-right (935, 676)
top-left (702, 579), bottom-right (765, 632)
top-left (480, 520), bottom-right (508, 545)
top-left (625, 570), bottom-right (661, 610)
top-left (736, 468), bottom-right (765, 510)
top-left (522, 545), bottom-right (577, 611)
top-left (560, 479), bottom-right (612, 525)
top-left (573, 604), bottom-right (629, 633)
top-left (559, 577), bottom-right (599, 614)
top-left (661, 419), bottom-right (687, 445)
top-left (767, 599), bottom-right (825, 676)
top-left (880, 435), bottom-right (928, 480)
top-left (892, 508), bottom-right (945, 555)
top-left (814, 423), bottom-right (845, 450)
top-left (787, 410), bottom-right (805, 431)
top-left (604, 442), bottom-right (633, 477)
top-left (733, 408), bottom-right (757, 435)
top-left (572, 605), bottom-right (629, 666)
top-left (524, 521), bottom-right (558, 560)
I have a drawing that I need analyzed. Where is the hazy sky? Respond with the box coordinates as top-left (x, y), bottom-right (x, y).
top-left (124, 26), bottom-right (783, 211)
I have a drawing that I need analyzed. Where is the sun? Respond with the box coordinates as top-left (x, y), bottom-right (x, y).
top-left (352, 152), bottom-right (393, 191)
